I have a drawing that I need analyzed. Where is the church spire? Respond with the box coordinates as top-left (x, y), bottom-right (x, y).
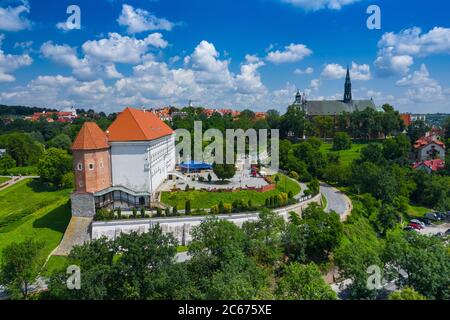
top-left (344, 65), bottom-right (352, 103)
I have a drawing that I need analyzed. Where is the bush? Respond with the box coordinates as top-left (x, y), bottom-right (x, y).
top-left (95, 209), bottom-right (110, 221)
top-left (173, 206), bottom-right (178, 216)
top-left (185, 200), bottom-right (191, 215)
top-left (116, 208), bottom-right (122, 219)
top-left (223, 203), bottom-right (232, 214)
top-left (165, 207), bottom-right (170, 216)
top-left (141, 207), bottom-right (146, 218)
top-left (132, 208), bottom-right (137, 219)
top-left (289, 171), bottom-right (299, 180)
top-left (156, 208), bottom-right (162, 217)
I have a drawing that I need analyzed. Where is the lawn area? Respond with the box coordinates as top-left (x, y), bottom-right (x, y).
top-left (161, 174), bottom-right (301, 210)
top-left (43, 255), bottom-right (69, 276)
top-left (407, 204), bottom-right (432, 218)
top-left (0, 179), bottom-right (72, 264)
top-left (0, 177), bottom-right (11, 184)
top-left (319, 143), bottom-right (368, 165)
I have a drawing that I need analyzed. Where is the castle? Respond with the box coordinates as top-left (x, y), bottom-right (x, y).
top-left (70, 107), bottom-right (176, 217)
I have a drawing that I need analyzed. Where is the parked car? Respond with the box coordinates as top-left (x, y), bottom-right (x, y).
top-left (410, 219), bottom-right (426, 228)
top-left (425, 213), bottom-right (439, 221)
top-left (409, 223), bottom-right (424, 230)
top-left (417, 217), bottom-right (432, 226)
top-left (445, 229), bottom-right (450, 236)
top-left (435, 213), bottom-right (446, 221)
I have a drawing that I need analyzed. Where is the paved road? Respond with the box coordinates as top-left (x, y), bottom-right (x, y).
top-left (320, 183), bottom-right (352, 220)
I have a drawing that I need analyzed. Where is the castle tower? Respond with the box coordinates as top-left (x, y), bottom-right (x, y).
top-left (72, 122), bottom-right (112, 194)
top-left (71, 122), bottom-right (112, 217)
top-left (344, 65), bottom-right (352, 103)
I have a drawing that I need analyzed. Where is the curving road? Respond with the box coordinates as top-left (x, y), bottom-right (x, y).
top-left (320, 182), bottom-right (352, 221)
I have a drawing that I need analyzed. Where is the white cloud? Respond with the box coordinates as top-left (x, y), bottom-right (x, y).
top-left (321, 63), bottom-right (346, 79)
top-left (235, 55), bottom-right (267, 94)
top-left (282, 0), bottom-right (361, 11)
top-left (266, 43), bottom-right (312, 64)
top-left (375, 27), bottom-right (450, 76)
top-left (117, 4), bottom-right (175, 34)
top-left (294, 67), bottom-right (314, 75)
top-left (310, 79), bottom-right (321, 91)
top-left (320, 62), bottom-right (370, 80)
top-left (0, 37), bottom-right (32, 82)
top-left (82, 32), bottom-right (168, 64)
top-left (395, 64), bottom-right (445, 104)
top-left (0, 3), bottom-right (31, 32)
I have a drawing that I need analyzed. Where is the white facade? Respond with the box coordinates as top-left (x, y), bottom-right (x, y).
top-left (110, 134), bottom-right (176, 195)
top-left (417, 143), bottom-right (446, 161)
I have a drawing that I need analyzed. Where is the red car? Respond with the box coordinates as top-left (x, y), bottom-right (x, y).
top-left (409, 223), bottom-right (424, 230)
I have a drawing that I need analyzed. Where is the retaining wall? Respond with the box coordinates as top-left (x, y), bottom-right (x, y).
top-left (92, 194), bottom-right (321, 245)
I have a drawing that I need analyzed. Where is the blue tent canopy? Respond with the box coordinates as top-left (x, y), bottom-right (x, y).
top-left (179, 161), bottom-right (212, 171)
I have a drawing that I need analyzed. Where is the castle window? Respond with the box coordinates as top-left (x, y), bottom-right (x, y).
top-left (99, 161), bottom-right (104, 169)
top-left (88, 163), bottom-right (95, 170)
top-left (77, 163), bottom-right (83, 171)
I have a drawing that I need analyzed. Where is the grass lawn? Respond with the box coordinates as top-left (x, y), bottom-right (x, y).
top-left (43, 255), bottom-right (70, 276)
top-left (407, 204), bottom-right (432, 218)
top-left (0, 177), bottom-right (11, 184)
top-left (319, 143), bottom-right (368, 165)
top-left (161, 174), bottom-right (301, 210)
top-left (0, 179), bottom-right (72, 265)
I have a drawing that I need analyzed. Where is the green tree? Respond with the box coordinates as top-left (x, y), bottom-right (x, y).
top-left (37, 148), bottom-right (72, 186)
top-left (0, 132), bottom-right (44, 167)
top-left (276, 263), bottom-right (336, 300)
top-left (332, 132), bottom-right (352, 151)
top-left (0, 239), bottom-right (43, 300)
top-left (388, 287), bottom-right (427, 300)
top-left (300, 204), bottom-right (343, 262)
top-left (0, 154), bottom-right (16, 174)
top-left (212, 162), bottom-right (236, 181)
top-left (47, 134), bottom-right (72, 151)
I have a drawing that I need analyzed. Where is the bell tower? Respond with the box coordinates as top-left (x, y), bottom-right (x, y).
top-left (344, 65), bottom-right (352, 103)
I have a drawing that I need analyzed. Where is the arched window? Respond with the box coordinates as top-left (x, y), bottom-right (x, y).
top-left (77, 163), bottom-right (83, 171)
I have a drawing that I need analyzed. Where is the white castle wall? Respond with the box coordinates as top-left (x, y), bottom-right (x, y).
top-left (92, 194), bottom-right (321, 245)
top-left (110, 134), bottom-right (176, 194)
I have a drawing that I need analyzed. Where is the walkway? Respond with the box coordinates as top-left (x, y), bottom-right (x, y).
top-left (0, 175), bottom-right (40, 191)
top-left (53, 217), bottom-right (93, 256)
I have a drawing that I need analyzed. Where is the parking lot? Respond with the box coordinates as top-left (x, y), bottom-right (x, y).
top-left (418, 223), bottom-right (450, 236)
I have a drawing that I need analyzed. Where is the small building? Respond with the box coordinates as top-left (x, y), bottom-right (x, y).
top-left (414, 135), bottom-right (446, 162)
top-left (413, 159), bottom-right (445, 174)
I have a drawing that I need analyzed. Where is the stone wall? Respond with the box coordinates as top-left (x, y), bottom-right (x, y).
top-left (91, 194), bottom-right (321, 245)
top-left (71, 193), bottom-right (96, 217)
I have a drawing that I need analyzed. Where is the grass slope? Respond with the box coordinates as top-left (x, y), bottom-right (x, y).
top-left (161, 174), bottom-right (300, 210)
top-left (0, 179), bottom-right (71, 264)
top-left (319, 143), bottom-right (368, 165)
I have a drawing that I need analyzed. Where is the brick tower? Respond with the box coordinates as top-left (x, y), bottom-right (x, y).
top-left (71, 122), bottom-right (112, 217)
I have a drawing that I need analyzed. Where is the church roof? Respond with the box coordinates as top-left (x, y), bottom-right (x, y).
top-left (106, 107), bottom-right (174, 142)
top-left (72, 122), bottom-right (110, 150)
top-left (304, 99), bottom-right (377, 116)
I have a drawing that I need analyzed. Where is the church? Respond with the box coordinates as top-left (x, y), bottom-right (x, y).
top-left (293, 66), bottom-right (378, 117)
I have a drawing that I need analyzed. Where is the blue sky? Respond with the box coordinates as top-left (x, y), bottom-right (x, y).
top-left (0, 0), bottom-right (449, 113)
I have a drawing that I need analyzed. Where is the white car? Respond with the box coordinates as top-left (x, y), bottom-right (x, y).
top-left (410, 219), bottom-right (426, 228)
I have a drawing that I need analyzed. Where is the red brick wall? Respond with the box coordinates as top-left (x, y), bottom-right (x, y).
top-left (73, 148), bottom-right (112, 194)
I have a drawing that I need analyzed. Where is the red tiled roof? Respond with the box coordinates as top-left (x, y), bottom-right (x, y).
top-left (106, 107), bottom-right (174, 142)
top-left (400, 114), bottom-right (412, 127)
top-left (72, 122), bottom-right (110, 150)
top-left (414, 136), bottom-right (445, 149)
top-left (413, 159), bottom-right (445, 172)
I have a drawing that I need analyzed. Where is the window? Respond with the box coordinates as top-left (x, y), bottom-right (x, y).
top-left (99, 161), bottom-right (104, 169)
top-left (79, 180), bottom-right (84, 188)
top-left (77, 163), bottom-right (83, 171)
top-left (88, 163), bottom-right (94, 170)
